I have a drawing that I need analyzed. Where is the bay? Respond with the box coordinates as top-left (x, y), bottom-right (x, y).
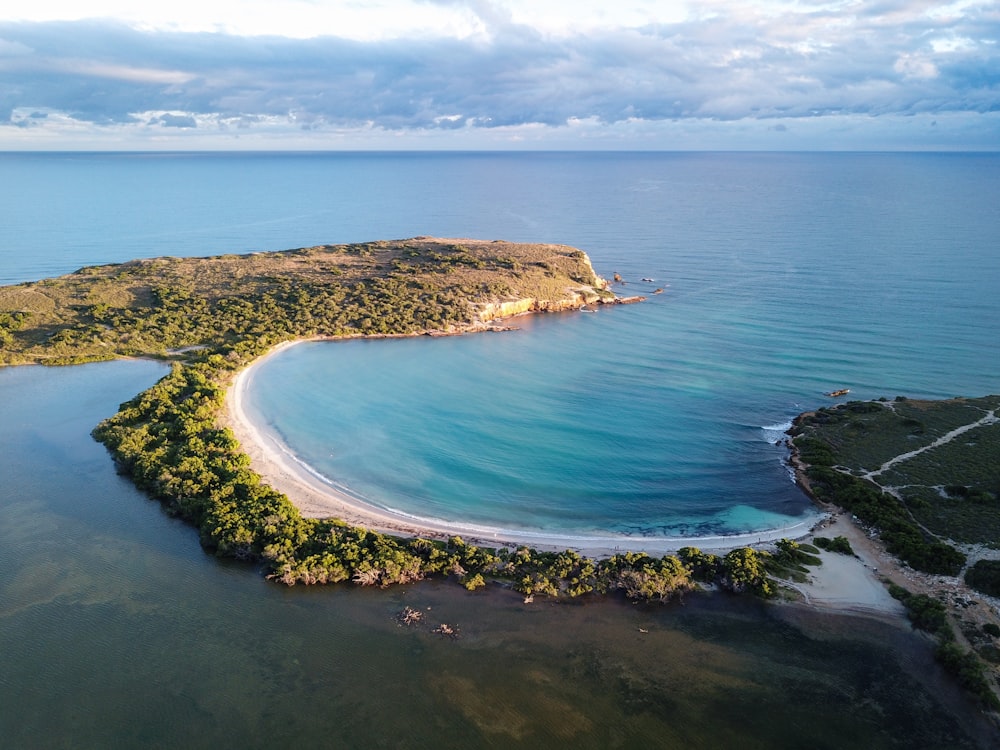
top-left (1, 152), bottom-right (999, 747)
top-left (241, 152), bottom-right (1000, 541)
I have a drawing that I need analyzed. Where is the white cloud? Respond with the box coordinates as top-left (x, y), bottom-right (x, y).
top-left (2, 1), bottom-right (475, 40)
top-left (0, 1), bottom-right (697, 40)
top-left (64, 60), bottom-right (195, 85)
top-left (0, 0), bottom-right (997, 149)
top-left (930, 36), bottom-right (977, 53)
top-left (0, 37), bottom-right (32, 55)
top-left (894, 52), bottom-right (940, 79)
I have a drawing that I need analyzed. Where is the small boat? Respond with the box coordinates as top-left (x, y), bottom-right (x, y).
top-left (825, 388), bottom-right (850, 397)
top-left (641, 277), bottom-right (655, 282)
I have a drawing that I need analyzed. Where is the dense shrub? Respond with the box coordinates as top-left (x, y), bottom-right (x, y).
top-left (888, 585), bottom-right (950, 637)
top-left (965, 560), bottom-right (1000, 598)
top-left (804, 466), bottom-right (965, 576)
top-left (813, 535), bottom-right (854, 556)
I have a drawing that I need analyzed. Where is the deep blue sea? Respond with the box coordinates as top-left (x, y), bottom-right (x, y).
top-left (8, 151), bottom-right (997, 542)
top-left (2, 152), bottom-right (1000, 747)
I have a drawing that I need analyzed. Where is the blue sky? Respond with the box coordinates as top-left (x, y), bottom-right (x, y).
top-left (1, 1), bottom-right (998, 150)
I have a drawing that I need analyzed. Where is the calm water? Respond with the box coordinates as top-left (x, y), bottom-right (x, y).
top-left (241, 152), bottom-right (1000, 541)
top-left (1, 152), bottom-right (999, 747)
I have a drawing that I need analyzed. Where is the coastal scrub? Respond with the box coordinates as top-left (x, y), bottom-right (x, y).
top-left (8, 238), bottom-right (766, 602)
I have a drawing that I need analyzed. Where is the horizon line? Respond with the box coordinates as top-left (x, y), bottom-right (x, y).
top-left (2, 147), bottom-right (999, 155)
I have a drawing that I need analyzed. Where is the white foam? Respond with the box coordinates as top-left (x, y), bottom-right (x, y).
top-left (760, 419), bottom-right (793, 445)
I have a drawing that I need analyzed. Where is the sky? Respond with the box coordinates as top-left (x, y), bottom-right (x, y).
top-left (0, 0), bottom-right (998, 150)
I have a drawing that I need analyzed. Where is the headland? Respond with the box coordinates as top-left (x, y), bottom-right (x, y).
top-left (789, 396), bottom-right (1000, 708)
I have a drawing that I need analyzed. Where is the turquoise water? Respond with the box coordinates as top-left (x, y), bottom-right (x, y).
top-left (4, 151), bottom-right (998, 537)
top-left (237, 152), bottom-right (1000, 540)
top-left (2, 152), bottom-right (1000, 747)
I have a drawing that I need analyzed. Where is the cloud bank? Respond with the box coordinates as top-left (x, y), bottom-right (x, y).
top-left (1, 1), bottom-right (998, 149)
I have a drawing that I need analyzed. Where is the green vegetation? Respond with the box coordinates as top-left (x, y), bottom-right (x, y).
top-left (791, 396), bottom-right (1000, 572)
top-left (813, 535), bottom-right (854, 556)
top-left (796, 399), bottom-right (1000, 710)
top-left (2, 237), bottom-right (783, 602)
top-left (897, 485), bottom-right (1000, 548)
top-left (91, 357), bottom-right (777, 599)
top-left (765, 538), bottom-right (822, 584)
top-left (0, 238), bottom-right (615, 366)
top-left (796, 398), bottom-right (999, 473)
top-left (890, 584), bottom-right (1000, 711)
top-left (965, 560), bottom-right (1000, 598)
top-left (795, 460), bottom-right (966, 575)
top-left (889, 584), bottom-right (951, 636)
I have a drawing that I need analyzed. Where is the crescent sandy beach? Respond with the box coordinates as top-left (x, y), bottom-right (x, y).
top-left (223, 338), bottom-right (906, 618)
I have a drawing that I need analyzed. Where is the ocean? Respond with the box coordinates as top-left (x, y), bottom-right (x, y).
top-left (1, 151), bottom-right (998, 747)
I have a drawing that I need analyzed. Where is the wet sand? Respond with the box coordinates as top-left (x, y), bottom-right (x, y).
top-left (790, 513), bottom-right (906, 619)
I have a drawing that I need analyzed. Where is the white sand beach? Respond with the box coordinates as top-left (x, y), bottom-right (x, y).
top-left (791, 513), bottom-right (905, 618)
top-left (222, 340), bottom-right (921, 624)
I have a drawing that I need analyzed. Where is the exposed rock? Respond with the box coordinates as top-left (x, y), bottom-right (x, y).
top-left (433, 623), bottom-right (460, 639)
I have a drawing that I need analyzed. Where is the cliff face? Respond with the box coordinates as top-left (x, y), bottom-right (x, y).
top-left (477, 288), bottom-right (607, 322)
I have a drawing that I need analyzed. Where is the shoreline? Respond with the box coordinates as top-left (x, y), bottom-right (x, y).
top-left (226, 343), bottom-right (908, 621)
top-left (779, 511), bottom-right (907, 621)
top-left (221, 327), bottom-right (911, 625)
top-left (224, 336), bottom-right (818, 559)
top-left (790, 427), bottom-right (1000, 628)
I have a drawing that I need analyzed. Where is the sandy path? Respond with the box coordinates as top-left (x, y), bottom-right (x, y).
top-left (865, 409), bottom-right (997, 480)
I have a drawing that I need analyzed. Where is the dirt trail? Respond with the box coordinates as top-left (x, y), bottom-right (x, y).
top-left (864, 409), bottom-right (997, 481)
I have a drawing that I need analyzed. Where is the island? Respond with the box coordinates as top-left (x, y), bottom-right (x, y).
top-left (3, 237), bottom-right (998, 712)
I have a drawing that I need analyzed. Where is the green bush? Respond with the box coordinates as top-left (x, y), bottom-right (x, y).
top-left (813, 535), bottom-right (854, 556)
top-left (935, 642), bottom-right (1000, 710)
top-left (889, 585), bottom-right (951, 637)
top-left (965, 559), bottom-right (1000, 598)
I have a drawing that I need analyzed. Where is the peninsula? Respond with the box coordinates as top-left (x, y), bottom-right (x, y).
top-left (4, 237), bottom-right (779, 599)
top-left (0, 237), bottom-right (626, 366)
